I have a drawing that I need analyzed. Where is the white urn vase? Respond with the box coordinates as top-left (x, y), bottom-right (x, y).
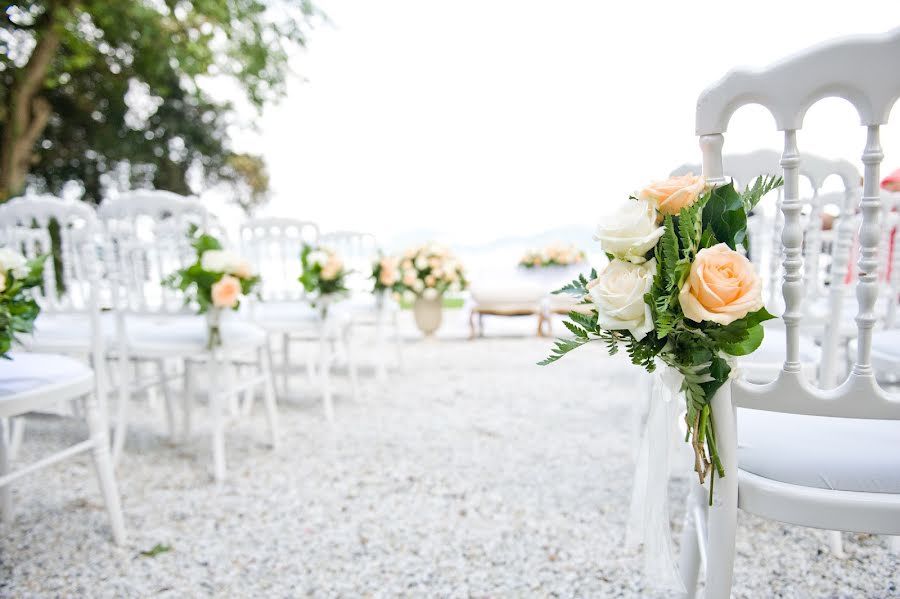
top-left (413, 296), bottom-right (443, 337)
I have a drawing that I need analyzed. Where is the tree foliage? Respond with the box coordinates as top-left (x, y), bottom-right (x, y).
top-left (0, 0), bottom-right (318, 207)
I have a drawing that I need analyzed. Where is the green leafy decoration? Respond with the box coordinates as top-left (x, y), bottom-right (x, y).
top-left (139, 543), bottom-right (172, 558)
top-left (742, 175), bottom-right (784, 213)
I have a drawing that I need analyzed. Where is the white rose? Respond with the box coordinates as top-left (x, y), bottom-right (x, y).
top-left (589, 258), bottom-right (656, 340)
top-left (412, 279), bottom-right (424, 293)
top-left (0, 248), bottom-right (29, 279)
top-left (423, 287), bottom-right (439, 300)
top-left (594, 198), bottom-right (665, 264)
top-left (402, 290), bottom-right (416, 303)
top-left (200, 250), bottom-right (229, 273)
top-left (306, 251), bottom-right (327, 268)
top-left (414, 256), bottom-right (428, 270)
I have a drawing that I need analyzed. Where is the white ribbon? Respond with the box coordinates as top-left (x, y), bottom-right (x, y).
top-left (625, 364), bottom-right (689, 593)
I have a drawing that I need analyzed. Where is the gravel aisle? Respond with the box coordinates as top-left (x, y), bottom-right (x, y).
top-left (1, 338), bottom-right (897, 598)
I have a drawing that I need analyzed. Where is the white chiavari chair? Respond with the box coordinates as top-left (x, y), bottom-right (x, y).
top-left (678, 29), bottom-right (900, 598)
top-left (0, 196), bottom-right (125, 544)
top-left (320, 230), bottom-right (403, 383)
top-left (240, 218), bottom-right (357, 421)
top-left (100, 190), bottom-right (278, 484)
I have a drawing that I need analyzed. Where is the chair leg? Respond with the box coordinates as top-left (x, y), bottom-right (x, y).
top-left (888, 536), bottom-right (900, 554)
top-left (259, 347), bottom-right (279, 449)
top-left (0, 419), bottom-right (13, 524)
top-left (375, 310), bottom-right (388, 382)
top-left (155, 358), bottom-right (177, 441)
top-left (84, 396), bottom-right (126, 545)
top-left (392, 311), bottom-right (403, 372)
top-left (704, 389), bottom-right (739, 599)
top-left (264, 340), bottom-right (281, 401)
top-left (282, 332), bottom-right (292, 395)
top-left (319, 328), bottom-right (334, 422)
top-left (828, 530), bottom-right (846, 558)
top-left (8, 417), bottom-right (24, 462)
top-left (678, 484), bottom-right (704, 599)
top-left (344, 324), bottom-right (360, 402)
top-left (182, 360), bottom-right (195, 441)
top-left (112, 355), bottom-right (131, 464)
top-left (208, 353), bottom-right (227, 484)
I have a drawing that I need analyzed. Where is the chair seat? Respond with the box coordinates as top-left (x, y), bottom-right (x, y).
top-left (30, 314), bottom-right (268, 357)
top-left (0, 353), bottom-right (94, 416)
top-left (125, 315), bottom-right (267, 357)
top-left (738, 408), bottom-right (900, 493)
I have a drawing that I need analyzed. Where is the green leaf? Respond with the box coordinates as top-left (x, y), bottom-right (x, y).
top-left (139, 543), bottom-right (172, 558)
top-left (721, 323), bottom-right (764, 356)
top-left (742, 175), bottom-right (784, 212)
top-left (702, 183), bottom-right (747, 250)
top-left (538, 336), bottom-right (592, 365)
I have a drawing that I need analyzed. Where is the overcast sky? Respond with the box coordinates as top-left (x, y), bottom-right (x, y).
top-left (212, 1), bottom-right (900, 247)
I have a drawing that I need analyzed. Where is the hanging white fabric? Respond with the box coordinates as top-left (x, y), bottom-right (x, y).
top-left (625, 364), bottom-right (687, 593)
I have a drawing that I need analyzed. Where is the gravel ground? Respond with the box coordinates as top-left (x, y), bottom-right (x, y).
top-left (1, 332), bottom-right (898, 598)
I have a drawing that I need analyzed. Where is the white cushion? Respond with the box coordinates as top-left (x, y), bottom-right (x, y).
top-left (30, 313), bottom-right (268, 357)
top-left (872, 329), bottom-right (900, 359)
top-left (470, 284), bottom-right (544, 311)
top-left (738, 408), bottom-right (900, 493)
top-left (0, 352), bottom-right (92, 398)
top-left (124, 315), bottom-right (267, 356)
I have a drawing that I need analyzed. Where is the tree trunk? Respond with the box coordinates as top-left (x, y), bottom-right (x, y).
top-left (0, 15), bottom-right (61, 201)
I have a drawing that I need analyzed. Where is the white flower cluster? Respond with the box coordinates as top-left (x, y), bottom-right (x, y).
top-left (395, 242), bottom-right (466, 302)
top-left (200, 249), bottom-right (254, 279)
top-left (519, 243), bottom-right (585, 268)
top-left (0, 248), bottom-right (29, 280)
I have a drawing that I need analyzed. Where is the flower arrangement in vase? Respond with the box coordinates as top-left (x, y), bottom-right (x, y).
top-left (0, 248), bottom-right (47, 357)
top-left (299, 244), bottom-right (350, 316)
top-left (392, 243), bottom-right (467, 336)
top-left (164, 228), bottom-right (259, 349)
top-left (518, 243), bottom-right (586, 269)
top-left (541, 173), bottom-right (782, 499)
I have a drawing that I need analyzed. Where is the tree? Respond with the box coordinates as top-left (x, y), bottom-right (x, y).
top-left (0, 0), bottom-right (317, 207)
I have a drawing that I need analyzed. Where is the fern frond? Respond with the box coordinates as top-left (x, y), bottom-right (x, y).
top-left (743, 175), bottom-right (784, 212)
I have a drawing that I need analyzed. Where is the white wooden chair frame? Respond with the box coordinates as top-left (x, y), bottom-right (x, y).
top-left (100, 191), bottom-right (278, 483)
top-left (240, 218), bottom-right (359, 421)
top-left (678, 28), bottom-right (900, 598)
top-left (320, 230), bottom-right (403, 383)
top-left (0, 196), bottom-right (125, 544)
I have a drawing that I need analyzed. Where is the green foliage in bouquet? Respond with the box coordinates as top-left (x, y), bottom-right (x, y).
top-left (371, 254), bottom-right (401, 294)
top-left (299, 244), bottom-right (350, 298)
top-left (164, 226), bottom-right (260, 314)
top-left (541, 175), bottom-right (783, 495)
top-left (0, 252), bottom-right (48, 358)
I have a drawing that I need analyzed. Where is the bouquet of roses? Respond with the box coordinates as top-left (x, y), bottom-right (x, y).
top-left (519, 243), bottom-right (586, 269)
top-left (541, 173), bottom-right (782, 492)
top-left (164, 227), bottom-right (259, 348)
top-left (0, 248), bottom-right (47, 358)
top-left (299, 244), bottom-right (350, 312)
top-left (394, 243), bottom-right (467, 302)
top-left (371, 254), bottom-right (401, 295)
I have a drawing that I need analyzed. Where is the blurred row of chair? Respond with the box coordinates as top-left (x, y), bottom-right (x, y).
top-left (0, 190), bottom-right (402, 544)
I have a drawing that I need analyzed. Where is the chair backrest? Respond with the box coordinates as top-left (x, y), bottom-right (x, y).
top-left (319, 230), bottom-right (379, 293)
top-left (98, 189), bottom-right (209, 315)
top-left (671, 152), bottom-right (861, 309)
top-left (696, 27), bottom-right (900, 418)
top-left (239, 217), bottom-right (319, 302)
top-left (0, 195), bottom-right (102, 316)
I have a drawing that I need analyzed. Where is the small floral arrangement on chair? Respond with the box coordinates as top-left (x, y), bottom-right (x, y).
top-left (299, 244), bottom-right (350, 313)
top-left (164, 228), bottom-right (259, 349)
top-left (0, 248), bottom-right (47, 358)
top-left (371, 255), bottom-right (400, 295)
top-left (394, 243), bottom-right (467, 302)
top-left (519, 243), bottom-right (586, 269)
top-left (541, 173), bottom-right (782, 495)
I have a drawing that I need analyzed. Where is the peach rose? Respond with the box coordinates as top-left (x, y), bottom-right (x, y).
top-left (379, 266), bottom-right (397, 286)
top-left (211, 274), bottom-right (241, 309)
top-left (679, 243), bottom-right (763, 325)
top-left (639, 173), bottom-right (706, 215)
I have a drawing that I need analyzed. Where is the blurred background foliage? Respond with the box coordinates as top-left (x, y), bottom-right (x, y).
top-left (0, 0), bottom-right (317, 212)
